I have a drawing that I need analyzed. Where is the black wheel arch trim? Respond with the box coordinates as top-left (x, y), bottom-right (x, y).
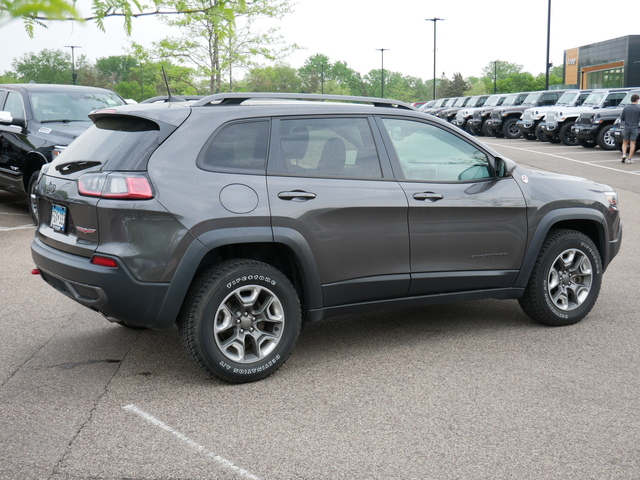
top-left (153, 226), bottom-right (323, 329)
top-left (514, 207), bottom-right (608, 289)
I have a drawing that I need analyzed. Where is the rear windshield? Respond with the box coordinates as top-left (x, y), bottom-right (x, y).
top-left (52, 116), bottom-right (160, 171)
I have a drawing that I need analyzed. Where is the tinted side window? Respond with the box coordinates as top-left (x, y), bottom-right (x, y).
top-left (381, 118), bottom-right (492, 182)
top-left (540, 93), bottom-right (559, 106)
top-left (201, 121), bottom-right (268, 173)
top-left (277, 117), bottom-right (382, 179)
top-left (607, 93), bottom-right (627, 107)
top-left (4, 91), bottom-right (25, 119)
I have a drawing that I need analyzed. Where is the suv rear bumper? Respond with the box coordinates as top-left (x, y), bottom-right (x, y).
top-left (31, 236), bottom-right (173, 329)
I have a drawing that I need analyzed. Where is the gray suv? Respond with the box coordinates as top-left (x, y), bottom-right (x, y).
top-left (30, 93), bottom-right (623, 383)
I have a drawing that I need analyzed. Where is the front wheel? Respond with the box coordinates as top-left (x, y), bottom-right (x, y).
top-left (27, 170), bottom-right (40, 225)
top-left (596, 124), bottom-right (616, 150)
top-left (503, 118), bottom-right (521, 139)
top-left (559, 121), bottom-right (578, 146)
top-left (535, 124), bottom-right (549, 142)
top-left (178, 259), bottom-right (301, 383)
top-left (577, 137), bottom-right (597, 148)
top-left (519, 230), bottom-right (602, 327)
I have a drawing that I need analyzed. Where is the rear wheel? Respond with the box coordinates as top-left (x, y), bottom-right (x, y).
top-left (519, 230), bottom-right (602, 327)
top-left (178, 259), bottom-right (301, 383)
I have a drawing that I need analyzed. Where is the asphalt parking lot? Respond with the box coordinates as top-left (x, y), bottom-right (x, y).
top-left (1, 137), bottom-right (639, 480)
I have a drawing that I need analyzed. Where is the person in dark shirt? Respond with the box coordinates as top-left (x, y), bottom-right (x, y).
top-left (620, 93), bottom-right (640, 164)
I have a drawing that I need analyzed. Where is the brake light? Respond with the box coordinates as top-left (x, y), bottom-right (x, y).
top-left (91, 255), bottom-right (118, 268)
top-left (77, 173), bottom-right (154, 199)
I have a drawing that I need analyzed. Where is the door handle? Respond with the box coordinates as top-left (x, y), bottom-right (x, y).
top-left (278, 190), bottom-right (317, 201)
top-left (413, 192), bottom-right (444, 202)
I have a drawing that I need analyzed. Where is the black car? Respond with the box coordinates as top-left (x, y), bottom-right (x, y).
top-left (0, 83), bottom-right (125, 222)
top-left (31, 93), bottom-right (622, 383)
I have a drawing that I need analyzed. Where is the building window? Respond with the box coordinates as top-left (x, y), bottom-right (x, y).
top-left (584, 67), bottom-right (624, 89)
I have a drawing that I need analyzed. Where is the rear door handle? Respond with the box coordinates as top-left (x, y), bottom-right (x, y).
top-left (413, 192), bottom-right (444, 202)
top-left (278, 190), bottom-right (317, 201)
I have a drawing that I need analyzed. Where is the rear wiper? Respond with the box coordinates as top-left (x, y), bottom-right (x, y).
top-left (55, 160), bottom-right (102, 174)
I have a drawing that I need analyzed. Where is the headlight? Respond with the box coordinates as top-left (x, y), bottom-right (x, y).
top-left (604, 191), bottom-right (618, 211)
top-left (52, 146), bottom-right (67, 159)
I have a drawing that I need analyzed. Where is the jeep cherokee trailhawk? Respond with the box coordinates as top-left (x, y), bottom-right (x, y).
top-left (30, 93), bottom-right (622, 383)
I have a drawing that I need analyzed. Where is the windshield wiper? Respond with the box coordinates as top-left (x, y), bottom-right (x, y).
top-left (40, 119), bottom-right (88, 124)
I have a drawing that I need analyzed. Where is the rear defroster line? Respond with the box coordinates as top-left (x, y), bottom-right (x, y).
top-left (123, 404), bottom-right (262, 480)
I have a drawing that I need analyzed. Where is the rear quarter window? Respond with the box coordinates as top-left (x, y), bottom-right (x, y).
top-left (198, 120), bottom-right (269, 174)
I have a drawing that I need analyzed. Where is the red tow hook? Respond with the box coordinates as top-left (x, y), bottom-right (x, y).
top-left (31, 268), bottom-right (40, 275)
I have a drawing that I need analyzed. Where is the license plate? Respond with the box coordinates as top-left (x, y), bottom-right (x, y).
top-left (51, 204), bottom-right (67, 233)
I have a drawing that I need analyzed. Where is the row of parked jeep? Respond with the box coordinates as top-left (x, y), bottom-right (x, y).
top-left (417, 87), bottom-right (640, 152)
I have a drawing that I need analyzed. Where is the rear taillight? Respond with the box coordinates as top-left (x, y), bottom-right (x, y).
top-left (77, 173), bottom-right (154, 199)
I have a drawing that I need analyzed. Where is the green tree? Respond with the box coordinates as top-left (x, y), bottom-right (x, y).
top-left (95, 55), bottom-right (139, 85)
top-left (0, 72), bottom-right (20, 83)
top-left (298, 54), bottom-right (331, 93)
top-left (437, 72), bottom-right (468, 98)
top-left (12, 49), bottom-right (73, 84)
top-left (2, 0), bottom-right (227, 38)
top-left (155, 0), bottom-right (294, 94)
top-left (244, 64), bottom-right (301, 92)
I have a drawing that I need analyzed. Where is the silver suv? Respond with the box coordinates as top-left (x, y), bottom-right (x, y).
top-left (31, 93), bottom-right (623, 383)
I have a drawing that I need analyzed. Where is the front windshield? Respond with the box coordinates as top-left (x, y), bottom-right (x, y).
top-left (522, 92), bottom-right (542, 106)
top-left (30, 91), bottom-right (125, 123)
top-left (582, 92), bottom-right (605, 106)
top-left (453, 97), bottom-right (467, 107)
top-left (466, 96), bottom-right (483, 107)
top-left (555, 92), bottom-right (577, 106)
top-left (619, 91), bottom-right (640, 106)
top-left (501, 94), bottom-right (519, 107)
top-left (483, 95), bottom-right (503, 107)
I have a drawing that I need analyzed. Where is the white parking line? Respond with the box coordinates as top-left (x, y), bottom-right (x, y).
top-left (485, 141), bottom-right (640, 176)
top-left (0, 224), bottom-right (35, 231)
top-left (123, 404), bottom-right (262, 480)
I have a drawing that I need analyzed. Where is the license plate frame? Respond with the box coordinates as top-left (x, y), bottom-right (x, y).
top-left (50, 204), bottom-right (67, 233)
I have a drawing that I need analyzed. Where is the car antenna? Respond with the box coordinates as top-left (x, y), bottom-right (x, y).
top-left (161, 66), bottom-right (174, 102)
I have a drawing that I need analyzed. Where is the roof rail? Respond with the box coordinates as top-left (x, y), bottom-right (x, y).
top-left (193, 92), bottom-right (416, 110)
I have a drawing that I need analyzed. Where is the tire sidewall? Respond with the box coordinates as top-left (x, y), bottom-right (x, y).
top-left (537, 234), bottom-right (602, 324)
top-left (194, 262), bottom-right (300, 382)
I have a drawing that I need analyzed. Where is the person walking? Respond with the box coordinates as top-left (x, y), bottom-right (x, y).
top-left (620, 93), bottom-right (640, 164)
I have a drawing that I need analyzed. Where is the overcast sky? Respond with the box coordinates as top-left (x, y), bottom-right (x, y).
top-left (0, 0), bottom-right (637, 82)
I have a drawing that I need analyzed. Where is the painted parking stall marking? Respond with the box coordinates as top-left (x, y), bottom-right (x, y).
top-left (123, 404), bottom-right (262, 480)
top-left (485, 140), bottom-right (640, 176)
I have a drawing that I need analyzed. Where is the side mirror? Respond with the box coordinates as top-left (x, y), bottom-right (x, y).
top-left (495, 157), bottom-right (516, 178)
top-left (0, 111), bottom-right (27, 129)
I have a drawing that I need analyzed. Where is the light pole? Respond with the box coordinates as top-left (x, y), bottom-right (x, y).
top-left (494, 60), bottom-right (499, 93)
top-left (545, 0), bottom-right (551, 90)
top-left (64, 45), bottom-right (81, 85)
top-left (376, 48), bottom-right (388, 97)
top-left (426, 18), bottom-right (444, 100)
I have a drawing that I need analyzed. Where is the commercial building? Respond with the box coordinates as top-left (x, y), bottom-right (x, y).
top-left (564, 35), bottom-right (640, 89)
